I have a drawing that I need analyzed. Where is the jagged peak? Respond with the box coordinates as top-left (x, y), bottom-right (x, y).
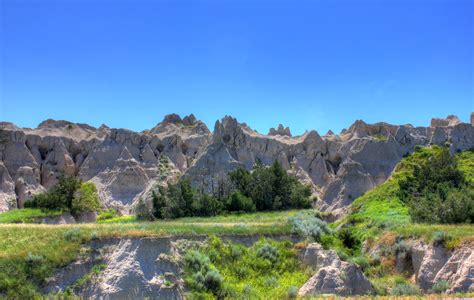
top-left (162, 113), bottom-right (183, 124)
top-left (347, 119), bottom-right (368, 133)
top-left (268, 124), bottom-right (292, 137)
top-left (150, 114), bottom-right (210, 136)
top-left (325, 130), bottom-right (335, 136)
top-left (182, 114), bottom-right (197, 126)
top-left (430, 115), bottom-right (461, 127)
top-left (160, 113), bottom-right (199, 126)
top-left (303, 130), bottom-right (323, 143)
top-left (98, 124), bottom-right (110, 130)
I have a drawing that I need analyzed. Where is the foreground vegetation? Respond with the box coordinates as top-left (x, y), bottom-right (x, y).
top-left (184, 236), bottom-right (307, 298)
top-left (0, 210), bottom-right (303, 297)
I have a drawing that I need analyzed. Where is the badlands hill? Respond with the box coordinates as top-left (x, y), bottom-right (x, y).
top-left (1, 113), bottom-right (473, 215)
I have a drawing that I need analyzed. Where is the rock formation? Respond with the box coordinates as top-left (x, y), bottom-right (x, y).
top-left (411, 241), bottom-right (473, 293)
top-left (0, 114), bottom-right (211, 213)
top-left (1, 114), bottom-right (473, 215)
top-left (44, 237), bottom-right (188, 299)
top-left (268, 124), bottom-right (292, 137)
top-left (298, 243), bottom-right (373, 296)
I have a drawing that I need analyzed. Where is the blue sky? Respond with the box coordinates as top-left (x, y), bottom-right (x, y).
top-left (1, 0), bottom-right (472, 135)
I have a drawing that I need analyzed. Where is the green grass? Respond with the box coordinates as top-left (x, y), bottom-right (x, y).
top-left (394, 223), bottom-right (474, 246)
top-left (0, 208), bottom-right (62, 224)
top-left (96, 209), bottom-right (309, 225)
top-left (97, 215), bottom-right (137, 223)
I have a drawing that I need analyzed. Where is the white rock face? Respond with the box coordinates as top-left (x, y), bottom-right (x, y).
top-left (1, 114), bottom-right (473, 214)
top-left (82, 238), bottom-right (184, 299)
top-left (411, 241), bottom-right (474, 293)
top-left (44, 237), bottom-right (187, 299)
top-left (0, 114), bottom-right (211, 214)
top-left (298, 243), bottom-right (373, 296)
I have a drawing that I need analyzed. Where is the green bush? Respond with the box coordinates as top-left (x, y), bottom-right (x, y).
top-left (26, 175), bottom-right (80, 212)
top-left (430, 280), bottom-right (450, 294)
top-left (398, 146), bottom-right (474, 224)
top-left (192, 194), bottom-right (224, 217)
top-left (226, 191), bottom-right (255, 213)
top-left (393, 239), bottom-right (411, 256)
top-left (185, 250), bottom-right (211, 274)
top-left (390, 283), bottom-right (421, 295)
top-left (432, 231), bottom-right (453, 247)
top-left (288, 212), bottom-right (332, 242)
top-left (63, 228), bottom-right (83, 243)
top-left (203, 269), bottom-right (223, 293)
top-left (25, 176), bottom-right (101, 216)
top-left (71, 182), bottom-right (101, 215)
top-left (256, 243), bottom-right (278, 264)
top-left (97, 209), bottom-right (119, 221)
top-left (338, 226), bottom-right (361, 250)
top-left (287, 286), bottom-right (298, 298)
top-left (350, 255), bottom-right (370, 271)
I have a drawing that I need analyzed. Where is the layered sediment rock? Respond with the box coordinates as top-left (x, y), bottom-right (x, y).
top-left (1, 114), bottom-right (473, 214)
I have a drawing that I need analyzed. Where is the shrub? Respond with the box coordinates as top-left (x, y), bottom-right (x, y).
top-left (256, 243), bottom-right (278, 264)
top-left (289, 212), bottom-right (332, 242)
top-left (149, 160), bottom-right (313, 219)
top-left (134, 198), bottom-right (153, 220)
top-left (393, 239), bottom-right (411, 256)
top-left (264, 276), bottom-right (278, 287)
top-left (71, 182), bottom-right (100, 215)
top-left (430, 280), bottom-right (450, 294)
top-left (226, 191), bottom-right (255, 213)
top-left (25, 177), bottom-right (102, 216)
top-left (26, 175), bottom-right (81, 212)
top-left (97, 209), bottom-right (119, 221)
top-left (193, 193), bottom-right (225, 217)
top-left (432, 231), bottom-right (453, 247)
top-left (63, 228), bottom-right (83, 243)
top-left (338, 226), bottom-right (361, 250)
top-left (390, 283), bottom-right (421, 295)
top-left (287, 286), bottom-right (298, 299)
top-left (25, 253), bottom-right (45, 271)
top-left (185, 250), bottom-right (211, 273)
top-left (203, 269), bottom-right (223, 293)
top-left (350, 255), bottom-right (370, 271)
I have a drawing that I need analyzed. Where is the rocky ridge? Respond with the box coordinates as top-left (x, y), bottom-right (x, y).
top-left (1, 114), bottom-right (473, 215)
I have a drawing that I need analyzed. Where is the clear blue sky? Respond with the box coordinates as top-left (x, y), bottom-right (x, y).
top-left (1, 0), bottom-right (472, 135)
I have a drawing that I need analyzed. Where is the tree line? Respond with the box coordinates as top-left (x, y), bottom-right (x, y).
top-left (139, 160), bottom-right (313, 219)
top-left (25, 176), bottom-right (101, 215)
